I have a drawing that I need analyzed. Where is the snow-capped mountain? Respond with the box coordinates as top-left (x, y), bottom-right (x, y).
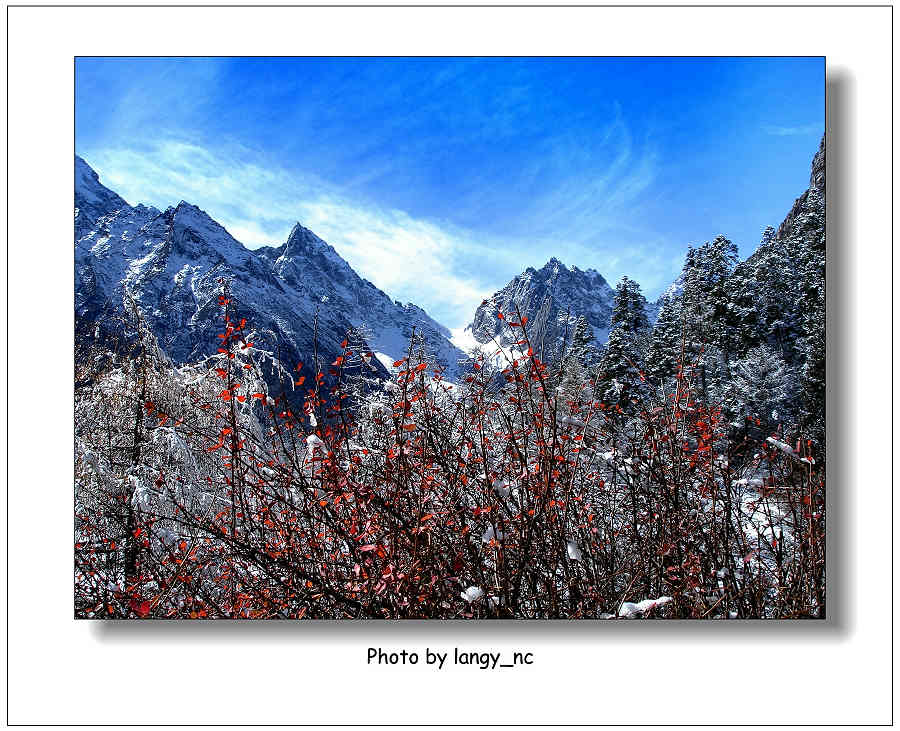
top-left (253, 221), bottom-right (464, 375)
top-left (74, 156), bottom-right (466, 388)
top-left (463, 257), bottom-right (660, 353)
top-left (75, 155), bottom-right (132, 241)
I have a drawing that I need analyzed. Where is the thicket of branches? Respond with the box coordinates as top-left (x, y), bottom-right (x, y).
top-left (75, 269), bottom-right (825, 619)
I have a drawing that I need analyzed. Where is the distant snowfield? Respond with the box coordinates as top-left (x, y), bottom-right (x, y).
top-left (372, 352), bottom-right (396, 371)
top-left (449, 326), bottom-right (480, 353)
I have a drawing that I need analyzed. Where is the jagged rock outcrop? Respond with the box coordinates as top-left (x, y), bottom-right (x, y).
top-left (776, 135), bottom-right (825, 241)
top-left (463, 257), bottom-right (660, 356)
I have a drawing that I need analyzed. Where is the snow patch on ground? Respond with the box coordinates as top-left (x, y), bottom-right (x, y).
top-left (618, 596), bottom-right (673, 618)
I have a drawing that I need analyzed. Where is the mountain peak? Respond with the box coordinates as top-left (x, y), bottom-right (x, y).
top-left (75, 154), bottom-right (98, 185)
top-left (810, 133), bottom-right (825, 194)
top-left (290, 221), bottom-right (313, 236)
top-left (468, 257), bottom-right (621, 349)
top-left (75, 155), bottom-right (126, 206)
top-left (286, 221), bottom-right (324, 248)
top-left (282, 221), bottom-right (342, 265)
top-left (75, 155), bottom-right (131, 238)
top-left (171, 200), bottom-right (223, 233)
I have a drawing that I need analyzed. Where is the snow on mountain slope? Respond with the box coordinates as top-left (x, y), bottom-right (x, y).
top-left (264, 223), bottom-right (463, 376)
top-left (74, 156), bottom-right (467, 388)
top-left (466, 258), bottom-right (617, 350)
top-left (75, 155), bottom-right (134, 240)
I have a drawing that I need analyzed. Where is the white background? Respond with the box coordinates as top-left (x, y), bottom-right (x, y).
top-left (4, 4), bottom-right (893, 726)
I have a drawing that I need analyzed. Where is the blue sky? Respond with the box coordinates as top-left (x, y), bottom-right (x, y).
top-left (76, 57), bottom-right (824, 329)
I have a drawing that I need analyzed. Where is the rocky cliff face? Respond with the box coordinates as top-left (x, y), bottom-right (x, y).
top-left (74, 156), bottom-right (467, 390)
top-left (467, 258), bottom-right (617, 350)
top-left (464, 256), bottom-right (662, 356)
top-left (776, 135), bottom-right (825, 242)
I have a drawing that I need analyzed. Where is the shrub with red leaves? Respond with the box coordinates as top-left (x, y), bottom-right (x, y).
top-left (75, 292), bottom-right (824, 619)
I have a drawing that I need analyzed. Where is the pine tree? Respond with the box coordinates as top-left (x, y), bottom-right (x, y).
top-left (682, 236), bottom-right (737, 342)
top-left (646, 293), bottom-right (683, 388)
top-left (558, 315), bottom-right (596, 397)
top-left (680, 235), bottom-right (738, 399)
top-left (725, 258), bottom-right (763, 354)
top-left (598, 277), bottom-right (651, 407)
top-left (570, 315), bottom-right (596, 357)
top-left (611, 276), bottom-right (651, 334)
top-left (722, 343), bottom-right (798, 431)
top-left (792, 188), bottom-right (826, 448)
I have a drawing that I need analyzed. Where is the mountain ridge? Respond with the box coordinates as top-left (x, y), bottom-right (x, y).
top-left (74, 156), bottom-right (466, 389)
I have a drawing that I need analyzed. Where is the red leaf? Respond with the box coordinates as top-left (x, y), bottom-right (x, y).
top-left (130, 599), bottom-right (151, 618)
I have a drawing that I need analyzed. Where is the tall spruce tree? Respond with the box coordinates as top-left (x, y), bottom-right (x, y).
top-left (792, 186), bottom-right (826, 449)
top-left (598, 277), bottom-right (651, 407)
top-left (680, 235), bottom-right (738, 399)
top-left (559, 314), bottom-right (597, 397)
top-left (722, 343), bottom-right (798, 432)
top-left (646, 293), bottom-right (683, 389)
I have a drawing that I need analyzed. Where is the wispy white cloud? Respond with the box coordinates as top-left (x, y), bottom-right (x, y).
top-left (762, 123), bottom-right (821, 137)
top-left (295, 199), bottom-right (492, 318)
top-left (518, 106), bottom-right (659, 242)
